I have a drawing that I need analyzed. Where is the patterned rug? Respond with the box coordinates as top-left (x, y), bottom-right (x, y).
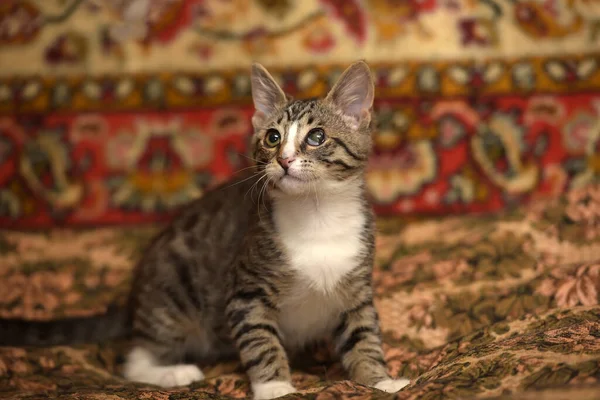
top-left (1, 185), bottom-right (600, 399)
top-left (1, 0), bottom-right (600, 227)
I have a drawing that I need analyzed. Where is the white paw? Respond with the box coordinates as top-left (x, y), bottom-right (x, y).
top-left (158, 364), bottom-right (205, 387)
top-left (374, 378), bottom-right (410, 393)
top-left (252, 380), bottom-right (297, 400)
top-left (123, 347), bottom-right (205, 387)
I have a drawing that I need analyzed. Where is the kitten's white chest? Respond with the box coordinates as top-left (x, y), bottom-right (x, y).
top-left (277, 281), bottom-right (345, 348)
top-left (273, 194), bottom-right (366, 293)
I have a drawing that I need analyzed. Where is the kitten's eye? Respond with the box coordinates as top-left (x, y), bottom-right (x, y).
top-left (306, 128), bottom-right (326, 146)
top-left (264, 129), bottom-right (281, 148)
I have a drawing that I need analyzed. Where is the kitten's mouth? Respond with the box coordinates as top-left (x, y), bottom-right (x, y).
top-left (281, 174), bottom-right (304, 182)
top-left (273, 173), bottom-right (310, 193)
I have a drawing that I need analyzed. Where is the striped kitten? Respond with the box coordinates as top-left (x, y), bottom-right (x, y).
top-left (0, 62), bottom-right (409, 399)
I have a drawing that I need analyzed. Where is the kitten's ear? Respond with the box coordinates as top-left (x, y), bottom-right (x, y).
top-left (326, 61), bottom-right (374, 128)
top-left (251, 63), bottom-right (287, 128)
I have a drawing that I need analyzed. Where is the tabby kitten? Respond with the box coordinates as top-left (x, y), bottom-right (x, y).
top-left (0, 61), bottom-right (410, 399)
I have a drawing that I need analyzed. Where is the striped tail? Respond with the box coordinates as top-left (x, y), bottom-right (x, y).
top-left (0, 305), bottom-right (130, 346)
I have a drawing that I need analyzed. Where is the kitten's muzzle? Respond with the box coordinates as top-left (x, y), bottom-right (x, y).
top-left (277, 156), bottom-right (295, 172)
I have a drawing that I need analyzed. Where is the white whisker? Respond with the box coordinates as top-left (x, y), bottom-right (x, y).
top-left (246, 173), bottom-right (269, 202)
top-left (257, 176), bottom-right (270, 223)
top-left (235, 152), bottom-right (263, 164)
top-left (222, 170), bottom-right (262, 192)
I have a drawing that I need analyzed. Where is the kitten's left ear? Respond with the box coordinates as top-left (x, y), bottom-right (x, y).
top-left (326, 60), bottom-right (374, 129)
top-left (251, 63), bottom-right (287, 129)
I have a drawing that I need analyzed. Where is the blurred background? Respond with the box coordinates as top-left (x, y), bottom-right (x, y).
top-left (0, 0), bottom-right (599, 229)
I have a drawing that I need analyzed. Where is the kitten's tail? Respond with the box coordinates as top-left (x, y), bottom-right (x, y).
top-left (0, 304), bottom-right (130, 346)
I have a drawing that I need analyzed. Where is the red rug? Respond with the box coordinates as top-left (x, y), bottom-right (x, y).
top-left (0, 1), bottom-right (599, 227)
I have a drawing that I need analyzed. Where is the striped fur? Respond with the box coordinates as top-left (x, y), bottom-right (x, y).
top-left (0, 62), bottom-right (410, 400)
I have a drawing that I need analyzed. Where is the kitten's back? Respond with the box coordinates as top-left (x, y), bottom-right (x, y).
top-left (0, 170), bottom-right (262, 347)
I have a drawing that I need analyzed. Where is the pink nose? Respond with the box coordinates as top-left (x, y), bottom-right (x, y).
top-left (277, 157), bottom-right (295, 171)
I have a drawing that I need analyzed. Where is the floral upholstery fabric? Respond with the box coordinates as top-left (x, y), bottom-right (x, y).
top-left (1, 185), bottom-right (599, 399)
top-left (2, 1), bottom-right (600, 398)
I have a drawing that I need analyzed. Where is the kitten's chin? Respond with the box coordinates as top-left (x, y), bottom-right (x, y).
top-left (273, 175), bottom-right (311, 195)
top-left (271, 174), bottom-right (363, 197)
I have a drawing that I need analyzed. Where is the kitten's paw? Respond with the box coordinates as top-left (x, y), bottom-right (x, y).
top-left (252, 380), bottom-right (297, 400)
top-left (374, 378), bottom-right (410, 393)
top-left (123, 347), bottom-right (204, 387)
top-left (158, 365), bottom-right (205, 387)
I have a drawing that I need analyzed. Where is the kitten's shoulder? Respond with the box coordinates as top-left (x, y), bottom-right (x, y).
top-left (179, 171), bottom-right (260, 215)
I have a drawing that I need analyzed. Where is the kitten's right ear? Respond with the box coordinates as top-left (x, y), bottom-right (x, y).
top-left (251, 63), bottom-right (287, 129)
top-left (325, 60), bottom-right (374, 129)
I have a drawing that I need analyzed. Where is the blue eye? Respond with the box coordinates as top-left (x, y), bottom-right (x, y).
top-left (306, 128), bottom-right (326, 146)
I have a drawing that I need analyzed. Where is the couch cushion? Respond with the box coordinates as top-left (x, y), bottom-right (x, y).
top-left (1, 185), bottom-right (599, 398)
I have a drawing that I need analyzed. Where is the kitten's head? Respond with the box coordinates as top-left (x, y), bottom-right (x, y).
top-left (250, 61), bottom-right (374, 196)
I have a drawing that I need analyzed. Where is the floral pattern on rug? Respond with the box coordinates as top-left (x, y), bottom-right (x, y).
top-left (1, 0), bottom-right (600, 226)
top-left (2, 92), bottom-right (600, 227)
top-left (1, 185), bottom-right (599, 399)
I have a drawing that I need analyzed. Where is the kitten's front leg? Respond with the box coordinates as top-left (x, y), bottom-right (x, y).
top-left (226, 280), bottom-right (295, 400)
top-left (334, 299), bottom-right (410, 393)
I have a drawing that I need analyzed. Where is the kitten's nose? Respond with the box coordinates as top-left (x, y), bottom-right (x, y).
top-left (277, 156), bottom-right (295, 171)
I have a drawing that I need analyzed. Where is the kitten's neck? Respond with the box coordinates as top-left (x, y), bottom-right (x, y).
top-left (270, 176), bottom-right (369, 293)
top-left (269, 174), bottom-right (366, 207)
top-left (270, 176), bottom-right (367, 225)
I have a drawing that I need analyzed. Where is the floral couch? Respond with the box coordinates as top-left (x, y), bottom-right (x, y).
top-left (1, 185), bottom-right (600, 399)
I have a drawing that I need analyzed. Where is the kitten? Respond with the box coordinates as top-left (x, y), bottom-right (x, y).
top-left (0, 61), bottom-right (410, 400)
